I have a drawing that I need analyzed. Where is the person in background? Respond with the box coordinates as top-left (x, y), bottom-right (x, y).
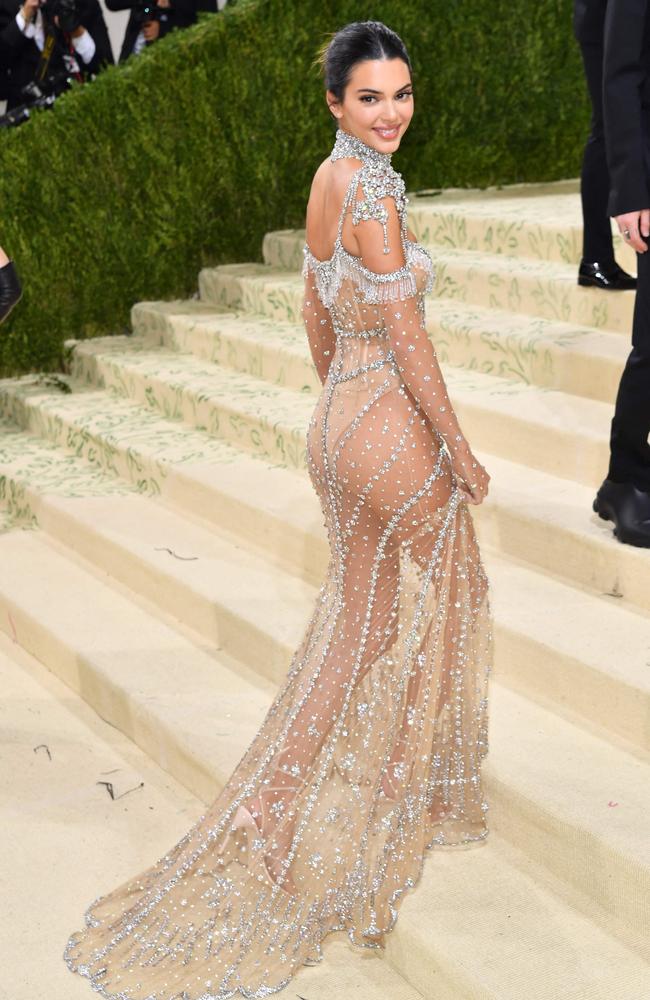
top-left (592, 0), bottom-right (650, 546)
top-left (0, 0), bottom-right (112, 110)
top-left (105, 0), bottom-right (196, 63)
top-left (0, 247), bottom-right (21, 324)
top-left (573, 0), bottom-right (637, 289)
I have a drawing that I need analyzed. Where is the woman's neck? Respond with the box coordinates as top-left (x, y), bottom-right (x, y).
top-left (330, 128), bottom-right (393, 167)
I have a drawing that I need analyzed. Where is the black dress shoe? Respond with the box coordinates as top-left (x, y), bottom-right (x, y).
top-left (0, 259), bottom-right (22, 323)
top-left (577, 260), bottom-right (637, 291)
top-left (593, 479), bottom-right (650, 547)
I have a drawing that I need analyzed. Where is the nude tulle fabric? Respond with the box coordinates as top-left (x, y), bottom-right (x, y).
top-left (64, 129), bottom-right (493, 999)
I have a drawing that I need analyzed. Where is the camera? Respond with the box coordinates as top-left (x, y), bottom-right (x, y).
top-left (44, 0), bottom-right (81, 33)
top-left (0, 70), bottom-right (71, 127)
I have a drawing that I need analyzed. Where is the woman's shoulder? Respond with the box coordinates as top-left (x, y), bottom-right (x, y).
top-left (308, 154), bottom-right (367, 199)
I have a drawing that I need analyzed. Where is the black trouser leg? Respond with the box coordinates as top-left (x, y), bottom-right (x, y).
top-left (579, 40), bottom-right (616, 265)
top-left (608, 245), bottom-right (650, 489)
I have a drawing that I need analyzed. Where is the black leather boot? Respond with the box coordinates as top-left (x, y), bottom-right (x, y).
top-left (593, 479), bottom-right (650, 547)
top-left (578, 260), bottom-right (637, 290)
top-left (0, 259), bottom-right (22, 323)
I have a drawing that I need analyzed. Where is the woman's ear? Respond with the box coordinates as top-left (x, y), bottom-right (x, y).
top-left (326, 90), bottom-right (342, 120)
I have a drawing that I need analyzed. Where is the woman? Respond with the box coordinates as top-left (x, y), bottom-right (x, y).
top-left (0, 247), bottom-right (21, 323)
top-left (64, 21), bottom-right (493, 999)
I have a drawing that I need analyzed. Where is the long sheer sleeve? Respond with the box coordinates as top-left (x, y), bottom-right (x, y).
top-left (351, 185), bottom-right (478, 480)
top-left (301, 251), bottom-right (337, 385)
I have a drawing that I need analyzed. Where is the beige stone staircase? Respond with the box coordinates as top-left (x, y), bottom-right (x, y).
top-left (1, 178), bottom-right (649, 999)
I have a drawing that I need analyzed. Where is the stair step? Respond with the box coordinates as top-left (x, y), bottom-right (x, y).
top-left (260, 181), bottom-right (636, 272)
top-left (0, 630), bottom-right (201, 1000)
top-left (7, 493), bottom-right (650, 940)
top-left (63, 333), bottom-right (611, 488)
top-left (0, 527), bottom-right (275, 805)
top-left (0, 597), bottom-right (424, 1000)
top-left (2, 372), bottom-right (648, 696)
top-left (0, 529), bottom-right (647, 980)
top-left (224, 234), bottom-right (635, 337)
top-left (388, 832), bottom-right (650, 1000)
top-left (425, 299), bottom-right (626, 404)
top-left (131, 297), bottom-right (629, 406)
top-left (405, 186), bottom-right (588, 265)
top-left (430, 245), bottom-right (635, 334)
top-left (406, 182), bottom-right (635, 272)
top-left (64, 340), bottom-right (314, 471)
top-left (36, 491), bottom-right (312, 683)
top-left (1, 368), bottom-right (645, 614)
top-left (477, 453), bottom-right (650, 612)
top-left (131, 300), bottom-right (321, 393)
top-left (3, 424), bottom-right (647, 756)
top-left (487, 684), bottom-right (649, 938)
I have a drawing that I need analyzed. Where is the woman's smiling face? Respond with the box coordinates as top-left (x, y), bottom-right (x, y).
top-left (327, 58), bottom-right (414, 154)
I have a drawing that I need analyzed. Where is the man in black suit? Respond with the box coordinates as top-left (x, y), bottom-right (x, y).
top-left (0, 0), bottom-right (112, 110)
top-left (105, 0), bottom-right (197, 64)
top-left (592, 0), bottom-right (650, 545)
top-left (574, 0), bottom-right (637, 289)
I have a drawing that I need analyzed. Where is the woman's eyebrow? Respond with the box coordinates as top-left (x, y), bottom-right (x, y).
top-left (355, 84), bottom-right (413, 94)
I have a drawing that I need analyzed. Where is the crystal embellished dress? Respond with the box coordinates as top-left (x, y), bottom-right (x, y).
top-left (64, 128), bottom-right (493, 1000)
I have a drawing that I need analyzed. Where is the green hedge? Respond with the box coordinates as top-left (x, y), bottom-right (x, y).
top-left (0, 0), bottom-right (587, 374)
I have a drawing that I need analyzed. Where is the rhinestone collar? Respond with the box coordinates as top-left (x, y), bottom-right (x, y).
top-left (330, 128), bottom-right (393, 168)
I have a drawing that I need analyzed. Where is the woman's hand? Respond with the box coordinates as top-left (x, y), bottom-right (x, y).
top-left (616, 209), bottom-right (650, 254)
top-left (449, 441), bottom-right (490, 505)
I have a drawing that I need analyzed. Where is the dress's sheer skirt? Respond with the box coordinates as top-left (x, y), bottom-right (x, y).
top-left (64, 335), bottom-right (492, 1000)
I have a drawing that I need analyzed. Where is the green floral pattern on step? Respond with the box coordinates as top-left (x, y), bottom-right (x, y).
top-left (202, 237), bottom-right (633, 335)
top-left (0, 415), bottom-right (139, 529)
top-left (57, 339), bottom-right (313, 473)
top-left (431, 307), bottom-right (585, 386)
top-left (0, 376), bottom-right (262, 498)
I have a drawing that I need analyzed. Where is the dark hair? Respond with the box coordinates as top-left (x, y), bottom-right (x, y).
top-left (315, 21), bottom-right (412, 108)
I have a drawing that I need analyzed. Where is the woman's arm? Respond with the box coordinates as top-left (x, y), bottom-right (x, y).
top-left (353, 189), bottom-right (489, 504)
top-left (301, 256), bottom-right (336, 386)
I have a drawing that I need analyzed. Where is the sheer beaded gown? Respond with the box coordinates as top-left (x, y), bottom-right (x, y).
top-left (64, 128), bottom-right (493, 1000)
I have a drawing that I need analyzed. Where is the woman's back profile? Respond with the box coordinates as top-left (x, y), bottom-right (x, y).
top-left (64, 21), bottom-right (493, 1000)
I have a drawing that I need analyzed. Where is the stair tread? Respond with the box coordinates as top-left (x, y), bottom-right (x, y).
top-left (14, 489), bottom-right (650, 871)
top-left (1, 364), bottom-right (645, 602)
top-left (0, 629), bottom-right (424, 1000)
top-left (136, 295), bottom-right (630, 361)
top-left (408, 184), bottom-right (583, 221)
top-left (41, 489), bottom-right (313, 652)
top-left (71, 332), bottom-right (612, 439)
top-left (394, 832), bottom-right (650, 1000)
top-left (0, 376), bottom-right (266, 467)
top-left (0, 417), bottom-right (138, 497)
top-left (257, 228), bottom-right (603, 280)
top-left (0, 529), bottom-right (275, 775)
top-left (231, 232), bottom-right (634, 335)
top-left (70, 337), bottom-right (316, 425)
top-left (0, 528), bottom-right (648, 999)
top-left (223, 230), bottom-right (599, 282)
top-left (4, 412), bottom-right (648, 706)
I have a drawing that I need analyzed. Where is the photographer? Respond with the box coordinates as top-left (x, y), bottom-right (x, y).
top-left (105, 0), bottom-right (196, 63)
top-left (0, 0), bottom-right (112, 110)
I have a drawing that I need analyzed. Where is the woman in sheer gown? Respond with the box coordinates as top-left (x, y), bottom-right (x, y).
top-left (64, 20), bottom-right (493, 1000)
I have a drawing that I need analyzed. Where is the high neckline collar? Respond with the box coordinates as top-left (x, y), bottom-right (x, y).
top-left (330, 128), bottom-right (393, 167)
